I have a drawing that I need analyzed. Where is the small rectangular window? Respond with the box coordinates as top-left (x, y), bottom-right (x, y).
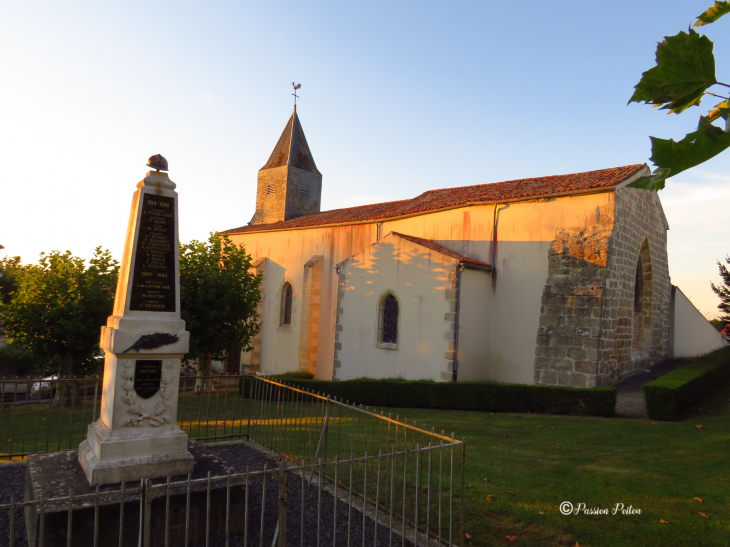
top-left (267, 185), bottom-right (276, 194)
top-left (300, 189), bottom-right (309, 198)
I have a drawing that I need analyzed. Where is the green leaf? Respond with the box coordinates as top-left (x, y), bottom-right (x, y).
top-left (707, 98), bottom-right (730, 122)
top-left (693, 1), bottom-right (730, 26)
top-left (629, 29), bottom-right (716, 114)
top-left (629, 117), bottom-right (730, 191)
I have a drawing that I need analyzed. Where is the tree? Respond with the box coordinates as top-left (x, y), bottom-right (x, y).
top-left (0, 248), bottom-right (119, 405)
top-left (0, 255), bottom-right (24, 307)
top-left (628, 1), bottom-right (730, 191)
top-left (711, 256), bottom-right (730, 324)
top-left (179, 233), bottom-right (261, 393)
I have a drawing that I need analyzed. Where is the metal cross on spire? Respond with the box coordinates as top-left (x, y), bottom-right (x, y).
top-left (292, 82), bottom-right (301, 107)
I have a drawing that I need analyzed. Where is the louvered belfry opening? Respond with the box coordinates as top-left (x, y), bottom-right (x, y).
top-left (382, 294), bottom-right (399, 344)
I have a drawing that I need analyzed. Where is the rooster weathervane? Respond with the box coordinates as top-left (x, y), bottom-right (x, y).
top-left (292, 82), bottom-right (301, 107)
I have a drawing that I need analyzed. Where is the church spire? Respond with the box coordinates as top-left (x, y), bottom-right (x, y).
top-left (249, 104), bottom-right (323, 225)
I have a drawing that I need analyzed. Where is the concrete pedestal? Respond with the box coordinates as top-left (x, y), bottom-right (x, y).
top-left (27, 442), bottom-right (243, 547)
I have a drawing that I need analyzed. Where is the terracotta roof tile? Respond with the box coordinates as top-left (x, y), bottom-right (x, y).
top-left (224, 164), bottom-right (646, 234)
top-left (389, 232), bottom-right (492, 269)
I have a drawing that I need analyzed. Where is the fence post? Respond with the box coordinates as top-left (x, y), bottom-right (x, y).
top-left (277, 460), bottom-right (288, 547)
top-left (460, 437), bottom-right (466, 547)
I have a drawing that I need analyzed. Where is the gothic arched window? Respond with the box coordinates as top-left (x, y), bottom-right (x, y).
top-left (280, 282), bottom-right (293, 326)
top-left (378, 292), bottom-right (399, 348)
top-left (634, 258), bottom-right (643, 313)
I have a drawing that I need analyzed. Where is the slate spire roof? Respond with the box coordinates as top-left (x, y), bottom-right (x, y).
top-left (261, 106), bottom-right (321, 175)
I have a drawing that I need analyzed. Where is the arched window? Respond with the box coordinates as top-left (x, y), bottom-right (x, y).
top-left (280, 282), bottom-right (293, 326)
top-left (634, 258), bottom-right (643, 313)
top-left (378, 292), bottom-right (399, 347)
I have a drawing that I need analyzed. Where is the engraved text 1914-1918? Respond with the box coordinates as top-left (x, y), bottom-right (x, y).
top-left (129, 194), bottom-right (176, 312)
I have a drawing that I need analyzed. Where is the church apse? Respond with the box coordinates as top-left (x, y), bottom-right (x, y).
top-left (534, 187), bottom-right (670, 387)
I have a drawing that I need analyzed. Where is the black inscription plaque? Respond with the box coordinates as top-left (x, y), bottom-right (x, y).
top-left (129, 194), bottom-right (177, 312)
top-left (134, 360), bottom-right (162, 399)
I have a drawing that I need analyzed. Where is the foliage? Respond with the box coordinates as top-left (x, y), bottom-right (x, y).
top-left (241, 377), bottom-right (616, 417)
top-left (628, 3), bottom-right (730, 191)
top-left (0, 343), bottom-right (51, 376)
top-left (0, 248), bottom-right (118, 385)
top-left (179, 233), bottom-right (261, 393)
top-left (643, 346), bottom-right (730, 420)
top-left (710, 255), bottom-right (730, 323)
top-left (0, 256), bottom-right (24, 306)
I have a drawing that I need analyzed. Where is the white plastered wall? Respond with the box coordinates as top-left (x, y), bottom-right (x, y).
top-left (336, 235), bottom-right (455, 381)
top-left (228, 191), bottom-right (613, 384)
top-left (455, 268), bottom-right (492, 381)
top-left (672, 286), bottom-right (725, 357)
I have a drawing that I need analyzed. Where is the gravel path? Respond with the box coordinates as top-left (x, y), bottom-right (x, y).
top-left (0, 462), bottom-right (29, 547)
top-left (201, 441), bottom-right (408, 547)
top-left (0, 442), bottom-right (409, 547)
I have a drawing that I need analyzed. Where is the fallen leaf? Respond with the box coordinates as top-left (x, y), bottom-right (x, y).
top-left (575, 543), bottom-right (581, 547)
top-left (660, 519), bottom-right (670, 525)
top-left (694, 497), bottom-right (703, 503)
top-left (538, 425), bottom-right (544, 429)
top-left (506, 537), bottom-right (517, 543)
top-left (482, 478), bottom-right (489, 482)
top-left (505, 491), bottom-right (515, 495)
top-left (486, 485), bottom-right (495, 489)
top-left (552, 445), bottom-right (560, 450)
top-left (487, 495), bottom-right (495, 499)
top-left (655, 436), bottom-right (661, 439)
top-left (699, 512), bottom-right (709, 519)
top-left (696, 425), bottom-right (704, 429)
top-left (538, 511), bottom-right (544, 515)
top-left (603, 482), bottom-right (610, 486)
top-left (465, 533), bottom-right (474, 540)
top-left (630, 519), bottom-right (637, 524)
top-left (466, 484), bottom-right (474, 489)
top-left (503, 435), bottom-right (509, 438)
top-left (517, 415), bottom-right (522, 418)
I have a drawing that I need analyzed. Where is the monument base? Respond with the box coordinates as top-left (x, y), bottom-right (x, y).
top-left (26, 442), bottom-right (243, 547)
top-left (79, 419), bottom-right (194, 486)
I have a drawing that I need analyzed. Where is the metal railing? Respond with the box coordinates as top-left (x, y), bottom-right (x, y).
top-left (245, 375), bottom-right (466, 547)
top-left (0, 375), bottom-right (465, 546)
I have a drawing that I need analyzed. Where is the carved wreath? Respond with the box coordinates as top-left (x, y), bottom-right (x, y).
top-left (121, 360), bottom-right (174, 427)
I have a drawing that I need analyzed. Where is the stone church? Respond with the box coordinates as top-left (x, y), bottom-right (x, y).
top-left (222, 108), bottom-right (724, 387)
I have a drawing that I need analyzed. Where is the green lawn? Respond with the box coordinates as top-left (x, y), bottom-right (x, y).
top-left (375, 383), bottom-right (730, 547)
top-left (2, 381), bottom-right (728, 546)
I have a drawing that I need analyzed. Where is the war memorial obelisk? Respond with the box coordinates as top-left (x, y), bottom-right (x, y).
top-left (79, 155), bottom-right (194, 486)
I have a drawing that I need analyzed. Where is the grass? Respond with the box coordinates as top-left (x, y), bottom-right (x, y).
top-left (2, 380), bottom-right (728, 546)
top-left (373, 383), bottom-right (730, 547)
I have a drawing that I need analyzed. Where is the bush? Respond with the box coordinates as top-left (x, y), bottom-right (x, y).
top-left (242, 376), bottom-right (615, 417)
top-left (643, 347), bottom-right (730, 420)
top-left (0, 343), bottom-right (48, 376)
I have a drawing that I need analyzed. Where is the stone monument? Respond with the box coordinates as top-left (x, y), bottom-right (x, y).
top-left (79, 155), bottom-right (194, 486)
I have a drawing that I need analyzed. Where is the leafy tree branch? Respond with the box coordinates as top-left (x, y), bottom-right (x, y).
top-left (629, 2), bottom-right (730, 191)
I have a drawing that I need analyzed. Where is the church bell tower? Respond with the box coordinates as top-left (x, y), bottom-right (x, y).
top-left (250, 106), bottom-right (322, 225)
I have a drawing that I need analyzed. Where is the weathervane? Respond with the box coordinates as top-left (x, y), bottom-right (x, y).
top-left (292, 82), bottom-right (301, 107)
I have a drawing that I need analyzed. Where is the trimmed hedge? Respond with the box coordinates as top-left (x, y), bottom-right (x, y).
top-left (643, 347), bottom-right (730, 421)
top-left (243, 376), bottom-right (616, 417)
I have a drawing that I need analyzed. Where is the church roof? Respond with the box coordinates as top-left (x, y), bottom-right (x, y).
top-left (389, 232), bottom-right (493, 269)
top-left (260, 106), bottom-right (321, 175)
top-left (224, 163), bottom-right (646, 234)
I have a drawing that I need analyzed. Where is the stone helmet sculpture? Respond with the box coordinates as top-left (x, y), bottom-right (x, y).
top-left (146, 154), bottom-right (168, 172)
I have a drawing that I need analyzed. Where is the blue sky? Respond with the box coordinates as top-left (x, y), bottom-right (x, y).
top-left (0, 1), bottom-right (728, 316)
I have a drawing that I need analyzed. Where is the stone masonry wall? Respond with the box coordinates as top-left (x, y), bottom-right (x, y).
top-left (534, 188), bottom-right (670, 387)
